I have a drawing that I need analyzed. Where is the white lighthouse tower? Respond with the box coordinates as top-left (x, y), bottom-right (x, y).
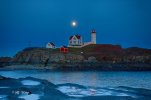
top-left (91, 29), bottom-right (96, 44)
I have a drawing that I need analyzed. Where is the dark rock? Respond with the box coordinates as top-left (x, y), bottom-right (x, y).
top-left (1, 44), bottom-right (151, 71)
top-left (0, 57), bottom-right (12, 67)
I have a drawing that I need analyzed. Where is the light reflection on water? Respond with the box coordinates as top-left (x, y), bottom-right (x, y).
top-left (0, 70), bottom-right (151, 89)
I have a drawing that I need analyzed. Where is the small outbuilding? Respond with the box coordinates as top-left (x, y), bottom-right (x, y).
top-left (60, 46), bottom-right (68, 53)
top-left (46, 42), bottom-right (55, 49)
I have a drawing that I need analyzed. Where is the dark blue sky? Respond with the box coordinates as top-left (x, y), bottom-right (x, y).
top-left (0, 0), bottom-right (151, 57)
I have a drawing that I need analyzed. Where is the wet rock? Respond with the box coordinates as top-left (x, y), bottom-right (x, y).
top-left (0, 57), bottom-right (12, 67)
top-left (88, 56), bottom-right (97, 62)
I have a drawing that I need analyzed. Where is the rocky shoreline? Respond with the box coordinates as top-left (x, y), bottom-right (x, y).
top-left (0, 44), bottom-right (151, 71)
top-left (1, 61), bottom-right (151, 71)
top-left (1, 62), bottom-right (151, 71)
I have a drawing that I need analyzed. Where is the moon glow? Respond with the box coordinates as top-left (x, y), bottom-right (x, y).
top-left (71, 21), bottom-right (77, 27)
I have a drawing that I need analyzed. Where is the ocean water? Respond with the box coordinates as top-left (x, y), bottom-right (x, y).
top-left (0, 70), bottom-right (151, 99)
top-left (0, 70), bottom-right (151, 89)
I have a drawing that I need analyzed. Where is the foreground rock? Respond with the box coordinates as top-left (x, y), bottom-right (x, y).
top-left (0, 76), bottom-right (68, 100)
top-left (0, 76), bottom-right (151, 100)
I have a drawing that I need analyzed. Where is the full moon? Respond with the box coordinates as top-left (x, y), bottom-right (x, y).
top-left (71, 21), bottom-right (77, 27)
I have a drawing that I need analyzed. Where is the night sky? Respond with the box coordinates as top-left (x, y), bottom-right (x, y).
top-left (0, 0), bottom-right (151, 57)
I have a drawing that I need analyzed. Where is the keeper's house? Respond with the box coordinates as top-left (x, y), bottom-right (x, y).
top-left (68, 35), bottom-right (83, 48)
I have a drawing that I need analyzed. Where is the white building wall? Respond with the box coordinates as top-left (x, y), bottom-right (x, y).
top-left (69, 35), bottom-right (82, 46)
top-left (46, 43), bottom-right (55, 48)
top-left (91, 32), bottom-right (96, 44)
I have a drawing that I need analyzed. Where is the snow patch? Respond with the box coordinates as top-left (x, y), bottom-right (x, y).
top-left (19, 94), bottom-right (40, 100)
top-left (57, 86), bottom-right (137, 98)
top-left (0, 87), bottom-right (9, 89)
top-left (57, 86), bottom-right (113, 97)
top-left (21, 80), bottom-right (40, 85)
top-left (0, 95), bottom-right (7, 99)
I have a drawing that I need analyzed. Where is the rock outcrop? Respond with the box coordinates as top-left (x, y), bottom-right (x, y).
top-left (2, 44), bottom-right (151, 70)
top-left (0, 57), bottom-right (12, 67)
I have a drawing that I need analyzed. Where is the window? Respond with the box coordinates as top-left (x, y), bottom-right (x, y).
top-left (74, 41), bottom-right (76, 44)
top-left (73, 37), bottom-right (76, 40)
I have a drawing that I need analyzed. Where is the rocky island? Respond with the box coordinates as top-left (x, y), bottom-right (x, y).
top-left (0, 44), bottom-right (151, 71)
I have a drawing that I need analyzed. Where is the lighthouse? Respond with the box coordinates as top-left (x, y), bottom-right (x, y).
top-left (91, 30), bottom-right (96, 44)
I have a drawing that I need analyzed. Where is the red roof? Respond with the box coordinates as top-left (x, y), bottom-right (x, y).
top-left (60, 46), bottom-right (68, 48)
top-left (69, 35), bottom-right (81, 40)
top-left (69, 36), bottom-right (73, 40)
top-left (48, 42), bottom-right (55, 46)
top-left (60, 46), bottom-right (68, 53)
